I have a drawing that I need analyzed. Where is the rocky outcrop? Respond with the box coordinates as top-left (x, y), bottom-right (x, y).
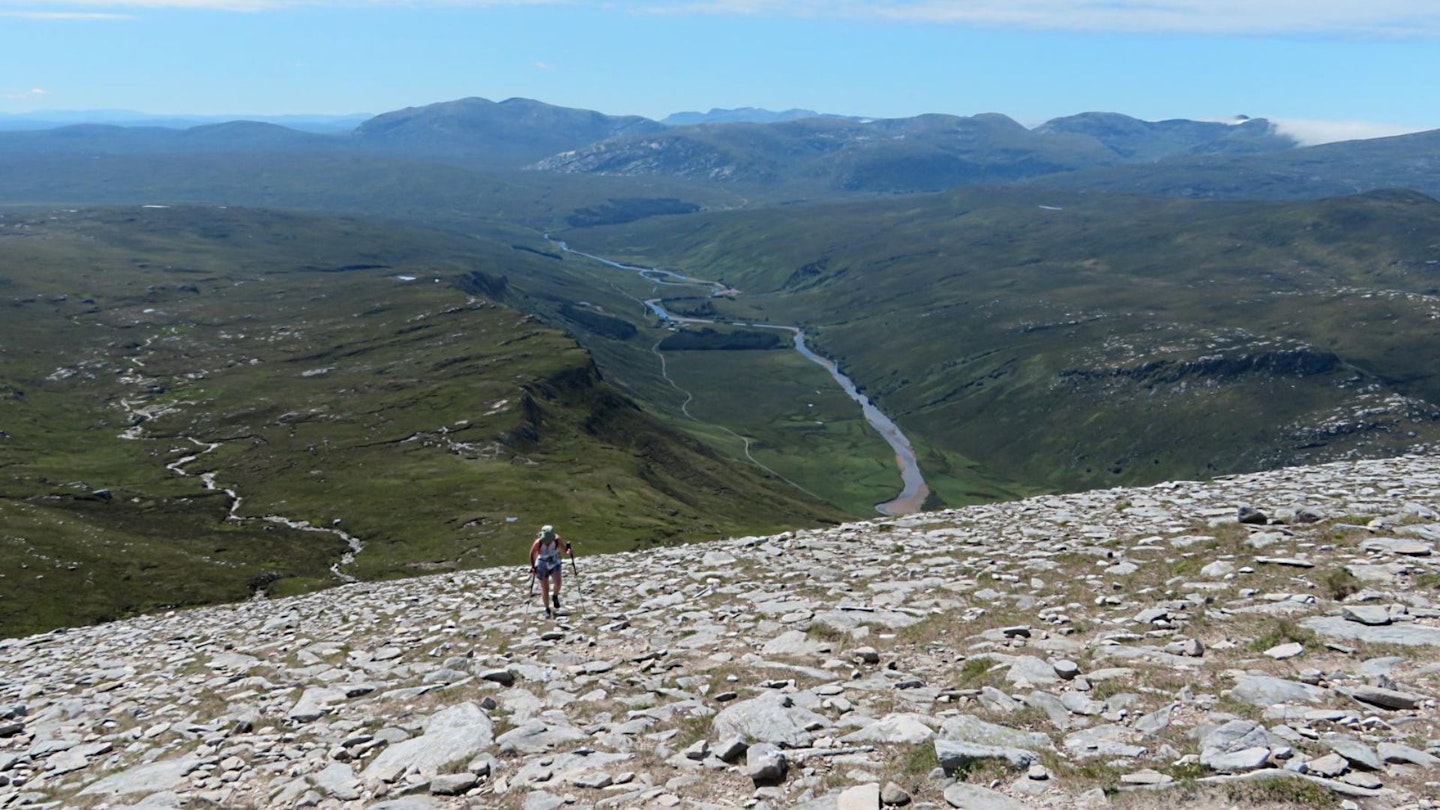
top-left (4, 454), bottom-right (1440, 808)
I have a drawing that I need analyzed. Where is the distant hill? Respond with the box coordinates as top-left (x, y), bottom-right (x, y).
top-left (0, 121), bottom-right (341, 155)
top-left (1034, 112), bottom-right (1296, 160)
top-left (0, 110), bottom-right (370, 133)
top-left (661, 107), bottom-right (852, 126)
top-left (353, 96), bottom-right (667, 167)
top-left (1030, 127), bottom-right (1440, 200)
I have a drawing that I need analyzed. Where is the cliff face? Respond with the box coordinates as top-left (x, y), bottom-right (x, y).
top-left (5, 454), bottom-right (1440, 809)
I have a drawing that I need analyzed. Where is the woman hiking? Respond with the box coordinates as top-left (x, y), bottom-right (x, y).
top-left (529, 524), bottom-right (572, 618)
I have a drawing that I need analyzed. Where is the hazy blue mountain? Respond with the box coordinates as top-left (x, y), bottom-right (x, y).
top-left (352, 96), bottom-right (667, 167)
top-left (661, 107), bottom-right (853, 126)
top-left (1, 97), bottom-right (1435, 201)
top-left (1030, 126), bottom-right (1440, 200)
top-left (1034, 112), bottom-right (1298, 160)
top-left (0, 122), bottom-right (341, 155)
top-left (0, 110), bottom-right (369, 133)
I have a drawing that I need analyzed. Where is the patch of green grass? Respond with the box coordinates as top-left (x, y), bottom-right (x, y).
top-left (948, 756), bottom-right (1014, 784)
top-left (1412, 571), bottom-right (1440, 592)
top-left (954, 655), bottom-right (1000, 688)
top-left (804, 623), bottom-right (849, 643)
top-left (1165, 760), bottom-right (1210, 782)
top-left (1249, 620), bottom-right (1319, 653)
top-left (898, 742), bottom-right (940, 781)
top-left (1320, 568), bottom-right (1362, 601)
top-left (1221, 774), bottom-right (1337, 807)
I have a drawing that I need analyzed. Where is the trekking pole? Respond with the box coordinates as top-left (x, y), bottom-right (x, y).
top-left (568, 546), bottom-right (582, 608)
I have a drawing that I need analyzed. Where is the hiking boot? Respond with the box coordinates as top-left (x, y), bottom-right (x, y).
top-left (552, 594), bottom-right (560, 610)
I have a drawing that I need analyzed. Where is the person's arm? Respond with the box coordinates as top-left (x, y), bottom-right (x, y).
top-left (528, 538), bottom-right (540, 569)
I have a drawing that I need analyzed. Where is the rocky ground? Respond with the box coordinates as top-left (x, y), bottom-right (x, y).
top-left (4, 455), bottom-right (1440, 810)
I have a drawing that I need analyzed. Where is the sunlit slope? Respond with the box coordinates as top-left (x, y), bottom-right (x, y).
top-left (559, 186), bottom-right (1440, 494)
top-left (0, 206), bottom-right (844, 636)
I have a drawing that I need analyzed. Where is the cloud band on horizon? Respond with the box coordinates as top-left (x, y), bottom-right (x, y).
top-left (2, 0), bottom-right (1437, 37)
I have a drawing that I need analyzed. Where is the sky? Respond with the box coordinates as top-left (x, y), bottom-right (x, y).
top-left (2, 0), bottom-right (1438, 144)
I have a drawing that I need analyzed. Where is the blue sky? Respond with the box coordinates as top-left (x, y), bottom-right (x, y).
top-left (2, 1), bottom-right (1437, 143)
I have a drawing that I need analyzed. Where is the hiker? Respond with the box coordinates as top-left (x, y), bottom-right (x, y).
top-left (529, 524), bottom-right (572, 617)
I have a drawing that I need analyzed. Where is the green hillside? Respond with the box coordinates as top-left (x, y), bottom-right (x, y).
top-left (0, 205), bottom-right (845, 637)
top-left (553, 186), bottom-right (1440, 496)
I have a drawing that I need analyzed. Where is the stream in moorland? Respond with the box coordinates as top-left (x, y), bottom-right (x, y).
top-left (119, 371), bottom-right (365, 581)
top-left (552, 240), bottom-right (929, 516)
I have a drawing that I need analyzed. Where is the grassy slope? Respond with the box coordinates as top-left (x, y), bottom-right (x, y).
top-left (0, 205), bottom-right (845, 637)
top-left (555, 186), bottom-right (1440, 496)
top-left (0, 151), bottom-right (748, 233)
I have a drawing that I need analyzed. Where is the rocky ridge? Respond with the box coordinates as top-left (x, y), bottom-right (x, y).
top-left (4, 455), bottom-right (1440, 809)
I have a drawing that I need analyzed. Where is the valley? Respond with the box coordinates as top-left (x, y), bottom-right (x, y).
top-left (0, 206), bottom-right (847, 636)
top-left (553, 239), bottom-right (930, 516)
top-left (2, 96), bottom-right (1440, 640)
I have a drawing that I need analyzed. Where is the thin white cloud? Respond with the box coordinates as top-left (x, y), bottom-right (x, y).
top-left (0, 0), bottom-right (574, 10)
top-left (0, 9), bottom-right (130, 16)
top-left (4, 88), bottom-right (51, 100)
top-left (1270, 118), bottom-right (1428, 146)
top-left (1, 1), bottom-right (1435, 36)
top-left (601, 0), bottom-right (1440, 37)
top-left (0, 0), bottom-right (275, 9)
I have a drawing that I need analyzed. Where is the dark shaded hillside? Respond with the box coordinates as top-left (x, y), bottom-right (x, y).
top-left (558, 187), bottom-right (1440, 496)
top-left (0, 205), bottom-right (844, 636)
top-left (1030, 128), bottom-right (1440, 200)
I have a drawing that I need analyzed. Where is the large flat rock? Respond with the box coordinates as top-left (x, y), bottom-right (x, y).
top-left (1301, 616), bottom-right (1440, 647)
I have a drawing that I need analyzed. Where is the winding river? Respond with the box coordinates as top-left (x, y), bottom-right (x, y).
top-left (553, 240), bottom-right (929, 516)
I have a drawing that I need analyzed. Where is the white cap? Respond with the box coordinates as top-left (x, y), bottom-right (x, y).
top-left (541, 525), bottom-right (554, 533)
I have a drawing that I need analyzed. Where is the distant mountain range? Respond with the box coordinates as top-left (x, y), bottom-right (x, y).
top-left (0, 109), bottom-right (371, 133)
top-left (1, 96), bottom-right (1436, 201)
top-left (533, 111), bottom-right (1298, 193)
top-left (0, 104), bottom-right (853, 133)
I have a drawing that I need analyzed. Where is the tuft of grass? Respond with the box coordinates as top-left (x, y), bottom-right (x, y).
top-left (954, 655), bottom-right (1000, 688)
top-left (1221, 774), bottom-right (1337, 807)
top-left (1248, 620), bottom-right (1319, 653)
top-left (804, 623), bottom-right (849, 643)
top-left (1320, 568), bottom-right (1361, 601)
top-left (898, 741), bottom-right (940, 782)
